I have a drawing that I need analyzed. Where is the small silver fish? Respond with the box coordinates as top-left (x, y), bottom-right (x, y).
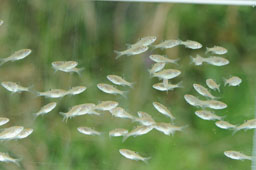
top-left (153, 69), bottom-right (181, 80)
top-left (190, 55), bottom-right (204, 66)
top-left (206, 79), bottom-right (220, 92)
top-left (0, 152), bottom-right (20, 166)
top-left (37, 89), bottom-right (68, 98)
top-left (68, 86), bottom-right (87, 95)
top-left (215, 120), bottom-right (236, 129)
top-left (184, 94), bottom-right (204, 107)
top-left (77, 127), bottom-right (101, 136)
top-left (128, 36), bottom-right (157, 47)
top-left (206, 46), bottom-right (227, 55)
top-left (235, 119), bottom-right (256, 132)
top-left (0, 49), bottom-right (31, 66)
top-left (153, 82), bottom-right (182, 91)
top-left (119, 149), bottom-right (150, 163)
top-left (193, 83), bottom-right (217, 99)
top-left (203, 100), bottom-right (227, 110)
top-left (0, 117), bottom-right (9, 126)
top-left (0, 20), bottom-right (3, 26)
top-left (154, 122), bottom-right (186, 136)
top-left (109, 107), bottom-right (134, 119)
top-left (152, 102), bottom-right (175, 120)
top-left (52, 61), bottom-right (78, 72)
top-left (152, 39), bottom-right (182, 49)
top-left (1, 81), bottom-right (31, 93)
top-left (95, 101), bottom-right (119, 111)
top-left (149, 62), bottom-right (165, 75)
top-left (181, 40), bottom-right (202, 49)
top-left (78, 103), bottom-right (99, 116)
top-left (97, 83), bottom-right (126, 97)
top-left (149, 55), bottom-right (179, 64)
top-left (14, 128), bottom-right (33, 139)
top-left (109, 128), bottom-right (128, 137)
top-left (224, 151), bottom-right (251, 161)
top-left (123, 125), bottom-right (154, 142)
top-left (59, 104), bottom-right (84, 120)
top-left (135, 111), bottom-right (156, 126)
top-left (107, 75), bottom-right (133, 87)
top-left (195, 110), bottom-right (222, 121)
top-left (224, 76), bottom-right (242, 86)
top-left (204, 56), bottom-right (229, 66)
top-left (0, 126), bottom-right (24, 140)
top-left (34, 102), bottom-right (57, 117)
top-left (115, 45), bottom-right (148, 59)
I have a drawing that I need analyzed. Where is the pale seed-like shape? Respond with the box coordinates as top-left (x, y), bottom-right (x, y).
top-left (152, 102), bottom-right (175, 120)
top-left (181, 40), bottom-right (202, 49)
top-left (107, 75), bottom-right (133, 87)
top-left (0, 49), bottom-right (31, 66)
top-left (0, 117), bottom-right (9, 126)
top-left (128, 36), bottom-right (157, 48)
top-left (97, 83), bottom-right (126, 97)
top-left (149, 62), bottom-right (165, 75)
top-left (224, 76), bottom-right (242, 86)
top-left (206, 46), bottom-right (228, 55)
top-left (215, 120), bottom-right (236, 129)
top-left (119, 149), bottom-right (150, 163)
top-left (95, 101), bottom-right (118, 111)
top-left (52, 61), bottom-right (78, 72)
top-left (152, 39), bottom-right (182, 49)
top-left (204, 56), bottom-right (229, 66)
top-left (109, 107), bottom-right (134, 119)
top-left (77, 127), bottom-right (101, 136)
top-left (1, 81), bottom-right (31, 93)
top-left (195, 110), bottom-right (222, 121)
top-left (184, 94), bottom-right (204, 107)
top-left (149, 55), bottom-right (179, 64)
top-left (37, 89), bottom-right (68, 98)
top-left (153, 69), bottom-right (181, 80)
top-left (0, 126), bottom-right (24, 140)
top-left (109, 128), bottom-right (128, 137)
top-left (154, 122), bottom-right (187, 136)
top-left (190, 55), bottom-right (204, 66)
top-left (14, 128), bottom-right (33, 139)
top-left (193, 83), bottom-right (217, 99)
top-left (123, 125), bottom-right (154, 142)
top-left (206, 79), bottom-right (220, 92)
top-left (0, 152), bottom-right (20, 166)
top-left (34, 102), bottom-right (57, 117)
top-left (224, 151), bottom-right (251, 161)
top-left (68, 86), bottom-right (87, 95)
top-left (153, 82), bottom-right (182, 91)
top-left (203, 100), bottom-right (227, 110)
top-left (115, 45), bottom-right (148, 59)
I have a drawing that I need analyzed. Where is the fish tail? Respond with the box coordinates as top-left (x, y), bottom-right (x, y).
top-left (114, 50), bottom-right (123, 59)
top-left (223, 78), bottom-right (228, 86)
top-left (127, 82), bottom-right (135, 88)
top-left (232, 127), bottom-right (240, 135)
top-left (177, 81), bottom-right (184, 88)
top-left (0, 58), bottom-right (8, 66)
top-left (142, 157), bottom-right (151, 164)
top-left (74, 67), bottom-right (84, 76)
top-left (205, 47), bottom-right (210, 54)
top-left (120, 91), bottom-right (128, 98)
top-left (122, 135), bottom-right (129, 142)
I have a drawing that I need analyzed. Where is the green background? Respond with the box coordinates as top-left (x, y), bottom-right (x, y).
top-left (0, 1), bottom-right (255, 170)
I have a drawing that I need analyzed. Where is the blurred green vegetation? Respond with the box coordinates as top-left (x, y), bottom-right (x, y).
top-left (0, 0), bottom-right (256, 170)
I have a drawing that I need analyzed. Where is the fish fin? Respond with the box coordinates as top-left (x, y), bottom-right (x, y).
top-left (223, 78), bottom-right (228, 86)
top-left (0, 58), bottom-right (8, 66)
top-left (205, 47), bottom-right (210, 54)
top-left (114, 50), bottom-right (123, 59)
top-left (172, 58), bottom-right (180, 66)
top-left (232, 127), bottom-right (240, 135)
top-left (125, 43), bottom-right (132, 48)
top-left (177, 81), bottom-right (184, 88)
top-left (142, 157), bottom-right (151, 164)
top-left (122, 135), bottom-right (129, 142)
top-left (74, 67), bottom-right (84, 76)
top-left (120, 91), bottom-right (128, 98)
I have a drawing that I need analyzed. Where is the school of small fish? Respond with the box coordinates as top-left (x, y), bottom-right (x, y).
top-left (0, 21), bottom-right (248, 167)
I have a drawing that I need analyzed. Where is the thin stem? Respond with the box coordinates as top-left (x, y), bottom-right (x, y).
top-left (95, 0), bottom-right (256, 6)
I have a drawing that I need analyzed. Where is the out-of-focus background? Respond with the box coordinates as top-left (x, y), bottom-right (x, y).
top-left (0, 0), bottom-right (256, 169)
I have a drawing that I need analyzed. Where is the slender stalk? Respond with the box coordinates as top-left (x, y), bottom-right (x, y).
top-left (95, 0), bottom-right (256, 6)
top-left (252, 96), bottom-right (256, 170)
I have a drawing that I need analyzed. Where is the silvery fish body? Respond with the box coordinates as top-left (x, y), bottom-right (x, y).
top-left (115, 45), bottom-right (148, 59)
top-left (184, 94), bottom-right (204, 107)
top-left (181, 40), bottom-right (202, 49)
top-left (224, 76), bottom-right (242, 86)
top-left (154, 122), bottom-right (186, 135)
top-left (123, 125), bottom-right (154, 142)
top-left (109, 128), bottom-right (128, 137)
top-left (59, 104), bottom-right (85, 120)
top-left (68, 86), bottom-right (87, 95)
top-left (119, 149), bottom-right (150, 163)
top-left (153, 39), bottom-right (181, 49)
top-left (77, 127), bottom-right (101, 136)
top-left (78, 103), bottom-right (99, 116)
top-left (129, 36), bottom-right (157, 47)
top-left (149, 55), bottom-right (179, 64)
top-left (153, 69), bottom-right (181, 80)
top-left (215, 120), bottom-right (236, 129)
top-left (0, 49), bottom-right (31, 65)
top-left (97, 83), bottom-right (125, 97)
top-left (191, 55), bottom-right (204, 66)
top-left (206, 46), bottom-right (227, 55)
top-left (235, 119), bottom-right (256, 132)
top-left (193, 83), bottom-right (217, 99)
top-left (0, 117), bottom-right (9, 126)
top-left (206, 79), bottom-right (220, 92)
top-left (153, 82), bottom-right (182, 91)
top-left (153, 102), bottom-right (175, 120)
top-left (224, 151), bottom-right (251, 161)
top-left (107, 75), bottom-right (132, 87)
top-left (109, 107), bottom-right (134, 119)
top-left (14, 128), bottom-right (33, 139)
top-left (0, 152), bottom-right (20, 166)
top-left (195, 110), bottom-right (222, 121)
top-left (203, 100), bottom-right (227, 110)
top-left (37, 89), bottom-right (68, 98)
top-left (204, 56), bottom-right (229, 66)
top-left (52, 61), bottom-right (78, 71)
top-left (35, 102), bottom-right (57, 117)
top-left (149, 62), bottom-right (165, 75)
top-left (1, 81), bottom-right (30, 93)
top-left (0, 126), bottom-right (24, 140)
top-left (135, 111), bottom-right (156, 126)
top-left (95, 101), bottom-right (119, 111)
